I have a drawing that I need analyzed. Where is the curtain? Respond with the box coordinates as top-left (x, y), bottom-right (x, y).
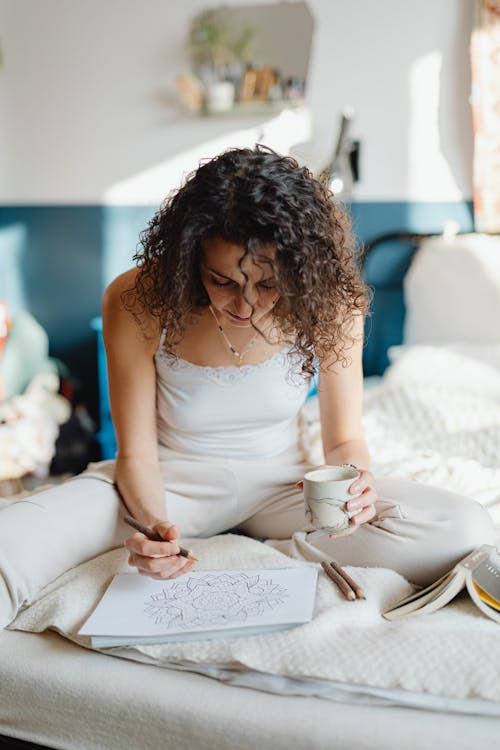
top-left (471, 1), bottom-right (500, 233)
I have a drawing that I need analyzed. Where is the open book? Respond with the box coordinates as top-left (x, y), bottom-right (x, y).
top-left (383, 544), bottom-right (500, 622)
top-left (78, 566), bottom-right (319, 647)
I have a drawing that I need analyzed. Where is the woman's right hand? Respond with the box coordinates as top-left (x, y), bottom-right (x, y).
top-left (124, 520), bottom-right (197, 580)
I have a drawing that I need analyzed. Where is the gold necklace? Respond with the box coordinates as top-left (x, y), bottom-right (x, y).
top-left (209, 305), bottom-right (260, 367)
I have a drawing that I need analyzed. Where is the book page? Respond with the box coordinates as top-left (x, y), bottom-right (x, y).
top-left (472, 581), bottom-right (500, 612)
top-left (383, 572), bottom-right (464, 620)
top-left (467, 579), bottom-right (500, 624)
top-left (470, 547), bottom-right (500, 604)
top-left (415, 572), bottom-right (466, 613)
top-left (79, 567), bottom-right (318, 641)
top-left (383, 570), bottom-right (456, 613)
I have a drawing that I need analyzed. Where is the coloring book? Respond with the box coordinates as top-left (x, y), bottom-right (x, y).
top-left (78, 566), bottom-right (319, 647)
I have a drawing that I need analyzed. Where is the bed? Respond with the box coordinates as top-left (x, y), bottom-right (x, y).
top-left (2, 231), bottom-right (500, 750)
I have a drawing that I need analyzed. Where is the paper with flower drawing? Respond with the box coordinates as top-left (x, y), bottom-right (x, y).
top-left (78, 567), bottom-right (318, 646)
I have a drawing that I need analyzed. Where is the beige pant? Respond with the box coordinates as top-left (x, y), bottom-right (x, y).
top-left (0, 449), bottom-right (495, 627)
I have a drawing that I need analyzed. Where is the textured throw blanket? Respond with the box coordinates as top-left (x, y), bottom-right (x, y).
top-left (9, 532), bottom-right (500, 710)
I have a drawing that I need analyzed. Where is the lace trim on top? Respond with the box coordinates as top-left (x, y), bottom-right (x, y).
top-left (155, 345), bottom-right (293, 385)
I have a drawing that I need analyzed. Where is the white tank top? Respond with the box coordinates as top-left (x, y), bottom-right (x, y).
top-left (154, 341), bottom-right (310, 459)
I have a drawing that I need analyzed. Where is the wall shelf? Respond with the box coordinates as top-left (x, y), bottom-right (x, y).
top-left (200, 98), bottom-right (306, 117)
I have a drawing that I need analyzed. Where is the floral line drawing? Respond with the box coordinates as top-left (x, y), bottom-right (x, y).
top-left (144, 572), bottom-right (288, 629)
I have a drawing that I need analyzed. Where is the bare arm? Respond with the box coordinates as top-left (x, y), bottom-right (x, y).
top-left (102, 270), bottom-right (195, 579)
top-left (317, 314), bottom-right (370, 469)
top-left (102, 268), bottom-right (165, 525)
top-left (316, 315), bottom-right (377, 533)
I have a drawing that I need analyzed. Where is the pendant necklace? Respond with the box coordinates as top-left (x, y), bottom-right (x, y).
top-left (209, 305), bottom-right (260, 367)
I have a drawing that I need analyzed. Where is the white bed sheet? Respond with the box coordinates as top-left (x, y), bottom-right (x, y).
top-left (1, 629), bottom-right (499, 750)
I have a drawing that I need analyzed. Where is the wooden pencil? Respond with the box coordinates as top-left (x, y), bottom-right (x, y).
top-left (321, 561), bottom-right (356, 600)
top-left (329, 559), bottom-right (366, 600)
top-left (123, 515), bottom-right (199, 560)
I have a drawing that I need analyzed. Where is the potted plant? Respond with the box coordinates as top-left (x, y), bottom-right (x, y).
top-left (189, 10), bottom-right (255, 113)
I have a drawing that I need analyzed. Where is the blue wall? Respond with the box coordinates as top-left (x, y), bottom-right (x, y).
top-left (0, 200), bottom-right (473, 426)
top-left (0, 205), bottom-right (155, 418)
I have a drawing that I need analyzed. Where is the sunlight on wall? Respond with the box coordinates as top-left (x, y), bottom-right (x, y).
top-left (101, 107), bottom-right (311, 206)
top-left (407, 51), bottom-right (464, 202)
top-left (100, 106), bottom-right (312, 284)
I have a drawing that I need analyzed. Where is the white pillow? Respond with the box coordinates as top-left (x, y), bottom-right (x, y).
top-left (386, 343), bottom-right (500, 389)
top-left (403, 233), bottom-right (500, 345)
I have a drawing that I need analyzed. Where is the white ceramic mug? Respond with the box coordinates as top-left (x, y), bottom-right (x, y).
top-left (303, 466), bottom-right (362, 534)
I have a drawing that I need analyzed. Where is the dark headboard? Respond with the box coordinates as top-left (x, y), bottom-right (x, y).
top-left (360, 231), bottom-right (440, 377)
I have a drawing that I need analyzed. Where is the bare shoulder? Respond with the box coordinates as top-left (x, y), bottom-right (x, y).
top-left (317, 312), bottom-right (364, 373)
top-left (102, 267), bottom-right (160, 354)
top-left (102, 267), bottom-right (140, 312)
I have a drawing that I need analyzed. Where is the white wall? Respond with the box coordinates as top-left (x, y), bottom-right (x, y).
top-left (303, 0), bottom-right (474, 201)
top-left (0, 0), bottom-right (474, 204)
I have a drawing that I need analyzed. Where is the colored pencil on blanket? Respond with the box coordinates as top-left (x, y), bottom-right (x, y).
top-left (123, 515), bottom-right (199, 560)
top-left (321, 561), bottom-right (356, 601)
top-left (329, 559), bottom-right (366, 600)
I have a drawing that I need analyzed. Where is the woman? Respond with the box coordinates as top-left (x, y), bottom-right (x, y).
top-left (0, 146), bottom-right (494, 626)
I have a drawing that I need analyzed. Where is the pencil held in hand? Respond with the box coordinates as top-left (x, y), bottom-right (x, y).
top-left (123, 515), bottom-right (199, 561)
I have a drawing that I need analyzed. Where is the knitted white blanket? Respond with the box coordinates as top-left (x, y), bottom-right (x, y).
top-left (9, 532), bottom-right (500, 714)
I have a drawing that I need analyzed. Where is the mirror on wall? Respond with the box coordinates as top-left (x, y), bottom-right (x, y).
top-left (176, 2), bottom-right (314, 115)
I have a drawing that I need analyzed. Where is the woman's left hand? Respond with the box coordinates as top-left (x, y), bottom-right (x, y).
top-left (337, 467), bottom-right (378, 538)
top-left (296, 466), bottom-right (378, 538)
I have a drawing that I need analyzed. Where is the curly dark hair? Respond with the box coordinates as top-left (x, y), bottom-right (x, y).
top-left (123, 144), bottom-right (371, 376)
